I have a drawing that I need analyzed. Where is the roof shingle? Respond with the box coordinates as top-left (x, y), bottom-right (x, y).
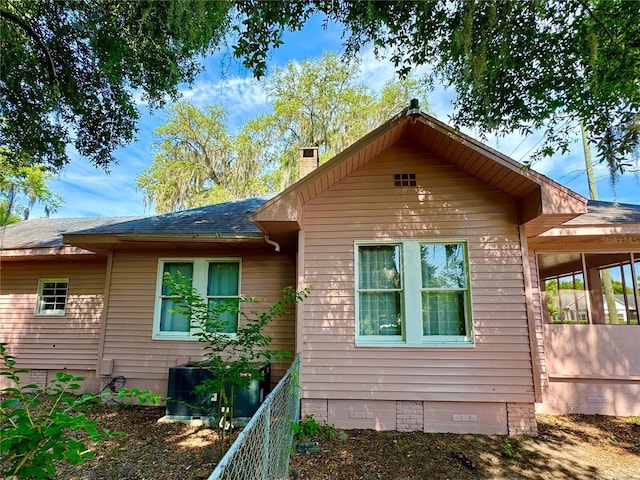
top-left (1, 195), bottom-right (273, 250)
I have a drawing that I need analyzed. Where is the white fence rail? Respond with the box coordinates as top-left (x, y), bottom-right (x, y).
top-left (207, 354), bottom-right (300, 480)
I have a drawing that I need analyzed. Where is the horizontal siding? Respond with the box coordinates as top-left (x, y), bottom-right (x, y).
top-left (300, 141), bottom-right (535, 403)
top-left (0, 259), bottom-right (106, 370)
top-left (101, 249), bottom-right (296, 393)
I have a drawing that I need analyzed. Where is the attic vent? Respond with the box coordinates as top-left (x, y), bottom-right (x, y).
top-left (394, 173), bottom-right (416, 187)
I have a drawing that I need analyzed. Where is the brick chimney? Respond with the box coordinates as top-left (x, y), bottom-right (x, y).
top-left (299, 147), bottom-right (319, 180)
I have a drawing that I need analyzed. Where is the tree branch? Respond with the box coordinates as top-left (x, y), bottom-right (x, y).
top-left (576, 0), bottom-right (614, 42)
top-left (0, 8), bottom-right (58, 88)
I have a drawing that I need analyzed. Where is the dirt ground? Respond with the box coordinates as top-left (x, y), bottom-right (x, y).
top-left (50, 406), bottom-right (639, 480)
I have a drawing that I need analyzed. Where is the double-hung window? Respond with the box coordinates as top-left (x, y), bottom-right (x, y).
top-left (35, 278), bottom-right (69, 316)
top-left (153, 259), bottom-right (241, 340)
top-left (356, 240), bottom-right (473, 346)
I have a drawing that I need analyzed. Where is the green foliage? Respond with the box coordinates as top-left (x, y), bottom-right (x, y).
top-left (163, 272), bottom-right (310, 455)
top-left (3, 1), bottom-right (638, 178)
top-left (0, 0), bottom-right (640, 180)
top-left (137, 53), bottom-right (426, 213)
top-left (291, 414), bottom-right (335, 442)
top-left (0, 343), bottom-right (160, 479)
top-left (136, 101), bottom-right (271, 213)
top-left (233, 1), bottom-right (639, 176)
top-left (0, 154), bottom-right (62, 225)
top-left (502, 436), bottom-right (522, 459)
top-left (1, 0), bottom-right (231, 171)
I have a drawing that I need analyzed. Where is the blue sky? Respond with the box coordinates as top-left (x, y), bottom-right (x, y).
top-left (30, 17), bottom-right (639, 219)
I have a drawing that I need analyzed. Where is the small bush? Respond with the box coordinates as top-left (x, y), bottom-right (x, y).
top-left (0, 342), bottom-right (160, 479)
top-left (292, 414), bottom-right (336, 442)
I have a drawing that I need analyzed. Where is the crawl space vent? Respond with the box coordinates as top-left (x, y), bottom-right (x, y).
top-left (394, 173), bottom-right (416, 187)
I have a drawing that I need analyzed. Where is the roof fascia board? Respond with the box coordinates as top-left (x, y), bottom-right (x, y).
top-left (538, 225), bottom-right (640, 237)
top-left (62, 233), bottom-right (265, 245)
top-left (0, 246), bottom-right (97, 258)
top-left (412, 115), bottom-right (587, 205)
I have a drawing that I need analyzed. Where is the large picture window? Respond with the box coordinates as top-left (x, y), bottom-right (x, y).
top-left (153, 259), bottom-right (241, 340)
top-left (356, 240), bottom-right (473, 346)
top-left (35, 279), bottom-right (69, 316)
top-left (538, 252), bottom-right (639, 325)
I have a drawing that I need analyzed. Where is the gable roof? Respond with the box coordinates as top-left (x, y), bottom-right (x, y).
top-left (253, 107), bottom-right (589, 240)
top-left (6, 106), bottom-right (635, 259)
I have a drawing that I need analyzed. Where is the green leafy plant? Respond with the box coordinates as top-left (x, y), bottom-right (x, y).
top-left (0, 343), bottom-right (160, 479)
top-left (502, 437), bottom-right (514, 458)
top-left (164, 272), bottom-right (310, 456)
top-left (502, 436), bottom-right (522, 460)
top-left (291, 414), bottom-right (335, 442)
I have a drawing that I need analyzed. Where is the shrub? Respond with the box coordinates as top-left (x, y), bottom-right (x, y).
top-left (0, 342), bottom-right (160, 479)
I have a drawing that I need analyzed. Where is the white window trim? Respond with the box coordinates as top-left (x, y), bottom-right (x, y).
top-left (153, 258), bottom-right (242, 341)
top-left (35, 278), bottom-right (69, 316)
top-left (355, 240), bottom-right (474, 348)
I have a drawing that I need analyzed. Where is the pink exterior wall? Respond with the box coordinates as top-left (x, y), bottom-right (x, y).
top-left (0, 258), bottom-right (107, 390)
top-left (298, 141), bottom-right (538, 434)
top-left (537, 324), bottom-right (640, 416)
top-left (99, 248), bottom-right (297, 395)
top-left (0, 249), bottom-right (296, 396)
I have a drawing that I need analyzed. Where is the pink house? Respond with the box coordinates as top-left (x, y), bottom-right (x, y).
top-left (1, 106), bottom-right (638, 435)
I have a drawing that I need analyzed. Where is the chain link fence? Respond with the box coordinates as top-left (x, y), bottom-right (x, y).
top-left (207, 354), bottom-right (301, 480)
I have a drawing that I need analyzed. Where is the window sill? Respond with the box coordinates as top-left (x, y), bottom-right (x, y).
top-left (153, 332), bottom-right (238, 341)
top-left (355, 340), bottom-right (475, 348)
top-left (152, 334), bottom-right (199, 341)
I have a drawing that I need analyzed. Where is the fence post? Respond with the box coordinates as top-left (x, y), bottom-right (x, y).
top-left (262, 400), bottom-right (271, 479)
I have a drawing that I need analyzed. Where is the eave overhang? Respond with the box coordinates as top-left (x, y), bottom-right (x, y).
top-left (61, 232), bottom-right (272, 253)
top-left (528, 201), bottom-right (640, 250)
top-left (0, 246), bottom-right (99, 261)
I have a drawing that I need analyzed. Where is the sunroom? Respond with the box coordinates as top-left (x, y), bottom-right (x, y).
top-left (529, 200), bottom-right (640, 416)
top-left (537, 251), bottom-right (639, 325)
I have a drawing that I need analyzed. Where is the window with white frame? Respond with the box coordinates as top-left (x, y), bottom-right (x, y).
top-left (35, 279), bottom-right (69, 316)
top-left (153, 259), bottom-right (241, 340)
top-left (355, 240), bottom-right (473, 346)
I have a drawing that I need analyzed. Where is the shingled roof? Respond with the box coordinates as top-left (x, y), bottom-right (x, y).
top-left (1, 195), bottom-right (273, 251)
top-left (67, 195), bottom-right (272, 236)
top-left (0, 216), bottom-right (144, 250)
top-left (564, 200), bottom-right (640, 225)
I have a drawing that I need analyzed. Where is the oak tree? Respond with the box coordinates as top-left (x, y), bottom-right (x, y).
top-left (234, 0), bottom-right (640, 174)
top-left (136, 54), bottom-right (426, 213)
top-left (4, 1), bottom-right (637, 176)
top-left (1, 0), bottom-right (230, 171)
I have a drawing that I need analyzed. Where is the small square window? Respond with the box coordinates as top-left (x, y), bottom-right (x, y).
top-left (394, 173), bottom-right (416, 187)
top-left (36, 279), bottom-right (68, 316)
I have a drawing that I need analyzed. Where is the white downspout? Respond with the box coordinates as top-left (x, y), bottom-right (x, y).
top-left (264, 234), bottom-right (280, 252)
